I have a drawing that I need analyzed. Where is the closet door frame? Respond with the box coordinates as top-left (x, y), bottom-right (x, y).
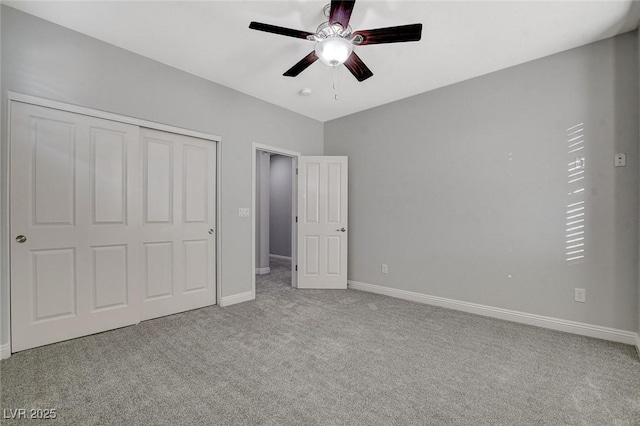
top-left (2, 92), bottom-right (222, 358)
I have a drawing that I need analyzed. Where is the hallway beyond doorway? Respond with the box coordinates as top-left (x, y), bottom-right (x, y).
top-left (256, 257), bottom-right (291, 296)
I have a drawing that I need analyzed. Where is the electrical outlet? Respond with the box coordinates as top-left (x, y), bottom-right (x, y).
top-left (381, 264), bottom-right (388, 274)
top-left (615, 153), bottom-right (626, 167)
top-left (238, 208), bottom-right (250, 218)
top-left (574, 288), bottom-right (586, 303)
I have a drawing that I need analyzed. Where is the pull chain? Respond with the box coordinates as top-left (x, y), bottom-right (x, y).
top-left (333, 65), bottom-right (339, 101)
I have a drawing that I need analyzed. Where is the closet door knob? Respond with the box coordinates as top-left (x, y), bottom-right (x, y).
top-left (15, 235), bottom-right (27, 243)
top-left (336, 228), bottom-right (346, 232)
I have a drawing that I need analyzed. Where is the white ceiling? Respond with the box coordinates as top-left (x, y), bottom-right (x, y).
top-left (5, 1), bottom-right (640, 122)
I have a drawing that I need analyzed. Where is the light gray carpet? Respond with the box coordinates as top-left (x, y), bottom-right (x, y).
top-left (1, 257), bottom-right (639, 425)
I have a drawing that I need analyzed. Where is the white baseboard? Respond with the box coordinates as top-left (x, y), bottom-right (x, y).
top-left (0, 343), bottom-right (10, 360)
top-left (635, 334), bottom-right (640, 359)
top-left (270, 254), bottom-right (292, 261)
top-left (219, 290), bottom-right (255, 307)
top-left (255, 267), bottom-right (270, 275)
top-left (348, 280), bottom-right (638, 346)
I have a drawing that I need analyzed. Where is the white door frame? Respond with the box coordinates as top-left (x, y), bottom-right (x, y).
top-left (2, 92), bottom-right (222, 358)
top-left (252, 143), bottom-right (300, 297)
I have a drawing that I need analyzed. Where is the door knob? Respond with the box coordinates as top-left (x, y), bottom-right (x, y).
top-left (15, 235), bottom-right (27, 243)
top-left (208, 229), bottom-right (214, 235)
top-left (336, 228), bottom-right (346, 232)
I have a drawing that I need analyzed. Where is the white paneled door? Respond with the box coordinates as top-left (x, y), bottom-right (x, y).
top-left (140, 129), bottom-right (216, 320)
top-left (297, 157), bottom-right (348, 289)
top-left (10, 103), bottom-right (216, 352)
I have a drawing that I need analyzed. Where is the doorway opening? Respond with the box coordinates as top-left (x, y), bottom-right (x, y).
top-left (252, 144), bottom-right (299, 298)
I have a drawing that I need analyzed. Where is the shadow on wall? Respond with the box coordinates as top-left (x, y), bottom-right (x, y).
top-left (580, 27), bottom-right (638, 328)
top-left (269, 155), bottom-right (293, 258)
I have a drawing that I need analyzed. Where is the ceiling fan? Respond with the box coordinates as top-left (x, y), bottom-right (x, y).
top-left (249, 0), bottom-right (422, 82)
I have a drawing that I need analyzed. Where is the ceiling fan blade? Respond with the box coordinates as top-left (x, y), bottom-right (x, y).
top-left (329, 0), bottom-right (356, 29)
top-left (343, 51), bottom-right (373, 82)
top-left (353, 23), bottom-right (422, 45)
top-left (249, 22), bottom-right (314, 40)
top-left (284, 52), bottom-right (319, 77)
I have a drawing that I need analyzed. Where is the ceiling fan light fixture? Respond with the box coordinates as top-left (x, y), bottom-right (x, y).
top-left (315, 37), bottom-right (353, 67)
top-left (249, 0), bottom-right (423, 81)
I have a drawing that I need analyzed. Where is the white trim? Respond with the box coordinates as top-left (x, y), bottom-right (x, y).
top-left (7, 92), bottom-right (221, 142)
top-left (635, 334), bottom-right (640, 359)
top-left (215, 140), bottom-right (222, 308)
top-left (219, 291), bottom-right (255, 307)
top-left (291, 156), bottom-right (298, 289)
top-left (269, 254), bottom-right (292, 261)
top-left (348, 280), bottom-right (638, 345)
top-left (255, 267), bottom-right (271, 275)
top-left (0, 9), bottom-right (5, 359)
top-left (254, 143), bottom-right (301, 158)
top-left (252, 143), bottom-right (301, 299)
top-left (2, 94), bottom-right (11, 356)
top-left (0, 343), bottom-right (10, 360)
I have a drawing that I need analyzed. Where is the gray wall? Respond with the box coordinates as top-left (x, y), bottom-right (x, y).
top-left (325, 32), bottom-right (639, 331)
top-left (0, 6), bottom-right (324, 348)
top-left (256, 152), bottom-right (271, 271)
top-left (269, 155), bottom-right (293, 257)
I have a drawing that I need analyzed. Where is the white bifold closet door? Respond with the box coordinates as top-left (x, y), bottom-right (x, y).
top-left (10, 103), bottom-right (216, 352)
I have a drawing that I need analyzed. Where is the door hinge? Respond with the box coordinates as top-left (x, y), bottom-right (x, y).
top-left (295, 265), bottom-right (298, 271)
top-left (295, 216), bottom-right (298, 223)
top-left (296, 168), bottom-right (298, 175)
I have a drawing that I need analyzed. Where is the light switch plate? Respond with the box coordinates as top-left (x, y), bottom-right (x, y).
top-left (238, 208), bottom-right (250, 218)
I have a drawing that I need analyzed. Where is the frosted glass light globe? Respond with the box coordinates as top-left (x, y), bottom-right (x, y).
top-left (315, 37), bottom-right (353, 66)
